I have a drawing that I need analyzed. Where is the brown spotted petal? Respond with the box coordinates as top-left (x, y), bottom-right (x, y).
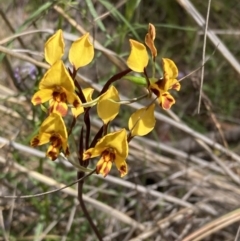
top-left (160, 92), bottom-right (176, 110)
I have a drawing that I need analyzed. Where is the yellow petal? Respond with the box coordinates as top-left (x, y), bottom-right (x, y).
top-left (150, 77), bottom-right (180, 93)
top-left (165, 78), bottom-right (181, 91)
top-left (128, 103), bottom-right (155, 136)
top-left (72, 106), bottom-right (84, 118)
top-left (39, 113), bottom-right (68, 140)
top-left (97, 86), bottom-right (120, 124)
top-left (31, 89), bottom-right (53, 105)
top-left (94, 129), bottom-right (128, 158)
top-left (71, 88), bottom-right (94, 118)
top-left (96, 156), bottom-right (113, 177)
top-left (39, 60), bottom-right (74, 92)
top-left (114, 156), bottom-right (128, 177)
top-left (160, 92), bottom-right (175, 110)
top-left (127, 39), bottom-right (149, 72)
top-left (145, 23), bottom-right (157, 58)
top-left (70, 87), bottom-right (93, 106)
top-left (69, 33), bottom-right (94, 69)
top-left (162, 58), bottom-right (178, 81)
top-left (83, 88), bottom-right (94, 101)
top-left (83, 129), bottom-right (129, 176)
top-left (83, 147), bottom-right (97, 160)
top-left (62, 142), bottom-right (70, 156)
top-left (49, 101), bottom-right (68, 117)
top-left (171, 81), bottom-right (181, 91)
top-left (66, 91), bottom-right (81, 108)
top-left (31, 133), bottom-right (51, 147)
top-left (31, 113), bottom-right (68, 160)
top-left (46, 145), bottom-right (60, 160)
top-left (45, 29), bottom-right (65, 65)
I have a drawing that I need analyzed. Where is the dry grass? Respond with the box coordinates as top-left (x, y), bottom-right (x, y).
top-left (1, 0), bottom-right (240, 240)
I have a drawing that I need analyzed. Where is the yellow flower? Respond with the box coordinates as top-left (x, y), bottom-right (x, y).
top-left (31, 60), bottom-right (81, 116)
top-left (150, 58), bottom-right (180, 110)
top-left (128, 103), bottom-right (155, 136)
top-left (97, 86), bottom-right (120, 124)
top-left (31, 113), bottom-right (69, 160)
top-left (158, 58), bottom-right (180, 91)
top-left (149, 86), bottom-right (176, 110)
top-left (127, 39), bottom-right (149, 73)
top-left (83, 129), bottom-right (128, 177)
top-left (44, 29), bottom-right (94, 69)
top-left (44, 29), bottom-right (65, 65)
top-left (126, 23), bottom-right (157, 72)
top-left (32, 30), bottom-right (94, 116)
top-left (69, 33), bottom-right (94, 70)
top-left (126, 23), bottom-right (181, 110)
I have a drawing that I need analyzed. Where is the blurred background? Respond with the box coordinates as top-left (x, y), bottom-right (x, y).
top-left (1, 0), bottom-right (240, 240)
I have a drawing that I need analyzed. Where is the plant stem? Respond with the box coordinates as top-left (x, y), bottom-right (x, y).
top-left (77, 172), bottom-right (103, 241)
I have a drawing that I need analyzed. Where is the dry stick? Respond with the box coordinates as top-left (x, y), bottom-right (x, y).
top-left (0, 29), bottom-right (53, 45)
top-left (195, 140), bottom-right (240, 184)
top-left (0, 9), bottom-right (26, 49)
top-left (204, 100), bottom-right (228, 148)
top-left (169, 126), bottom-right (240, 153)
top-left (182, 208), bottom-right (240, 241)
top-left (192, 78), bottom-right (228, 148)
top-left (170, 119), bottom-right (240, 184)
top-left (165, 96), bottom-right (240, 183)
top-left (94, 0), bottom-right (127, 22)
top-left (5, 188), bottom-right (16, 240)
top-left (0, 9), bottom-right (35, 93)
top-left (176, 0), bottom-right (240, 75)
top-left (0, 45), bottom-right (49, 69)
top-left (234, 223), bottom-right (240, 241)
top-left (198, 29), bottom-right (240, 35)
top-left (36, 218), bottom-right (61, 241)
top-left (136, 132), bottom-right (225, 175)
top-left (0, 173), bottom-right (93, 199)
top-left (0, 157), bottom-right (145, 231)
top-left (103, 227), bottom-right (130, 241)
top-left (61, 204), bottom-right (77, 241)
top-left (98, 175), bottom-right (193, 208)
top-left (129, 208), bottom-right (194, 241)
top-left (177, 0), bottom-right (233, 148)
top-left (197, 0), bottom-right (211, 113)
top-left (151, 107), bottom-right (240, 163)
top-left (0, 191), bottom-right (9, 241)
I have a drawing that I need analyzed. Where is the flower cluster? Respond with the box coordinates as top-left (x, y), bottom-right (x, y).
top-left (127, 23), bottom-right (180, 110)
top-left (31, 24), bottom-right (181, 178)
